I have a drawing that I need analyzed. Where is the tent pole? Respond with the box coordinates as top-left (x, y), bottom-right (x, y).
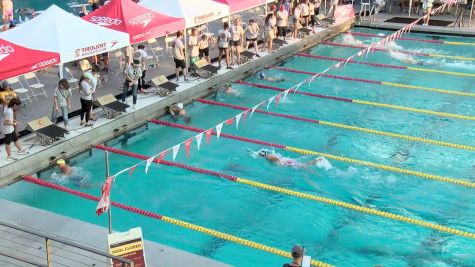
top-left (184, 27), bottom-right (188, 76)
top-left (265, 2), bottom-right (268, 14)
top-left (408, 0), bottom-right (413, 17)
top-left (58, 63), bottom-right (64, 79)
top-left (470, 0), bottom-right (474, 26)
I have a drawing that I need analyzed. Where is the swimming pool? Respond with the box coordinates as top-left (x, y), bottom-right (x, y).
top-left (2, 28), bottom-right (475, 266)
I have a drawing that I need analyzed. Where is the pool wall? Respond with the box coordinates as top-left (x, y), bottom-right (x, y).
top-left (0, 19), bottom-right (354, 187)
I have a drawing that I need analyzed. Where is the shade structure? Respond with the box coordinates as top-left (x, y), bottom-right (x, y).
top-left (0, 39), bottom-right (60, 80)
top-left (0, 5), bottom-right (130, 63)
top-left (140, 0), bottom-right (229, 28)
top-left (83, 0), bottom-right (185, 44)
top-left (213, 0), bottom-right (267, 13)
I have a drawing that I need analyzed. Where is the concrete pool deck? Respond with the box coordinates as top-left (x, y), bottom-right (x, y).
top-left (0, 18), bottom-right (354, 187)
top-left (0, 199), bottom-right (230, 267)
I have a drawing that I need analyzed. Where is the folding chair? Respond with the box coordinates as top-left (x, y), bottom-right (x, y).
top-left (147, 38), bottom-right (165, 63)
top-left (6, 77), bottom-right (32, 103)
top-left (360, 0), bottom-right (372, 21)
top-left (64, 67), bottom-right (79, 92)
top-left (23, 72), bottom-right (47, 100)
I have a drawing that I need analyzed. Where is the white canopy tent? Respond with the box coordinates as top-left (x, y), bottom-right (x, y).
top-left (140, 0), bottom-right (230, 28)
top-left (1, 5), bottom-right (130, 64)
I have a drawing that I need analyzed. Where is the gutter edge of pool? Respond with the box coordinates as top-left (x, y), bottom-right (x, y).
top-left (0, 19), bottom-right (355, 187)
top-left (0, 199), bottom-right (232, 267)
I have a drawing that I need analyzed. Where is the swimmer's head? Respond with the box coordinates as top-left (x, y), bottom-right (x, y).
top-left (177, 103), bottom-right (184, 109)
top-left (57, 159), bottom-right (66, 166)
top-left (258, 151), bottom-right (267, 157)
top-left (259, 72), bottom-right (266, 79)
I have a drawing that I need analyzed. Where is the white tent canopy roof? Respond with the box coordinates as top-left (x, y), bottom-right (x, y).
top-left (140, 0), bottom-right (229, 28)
top-left (1, 5), bottom-right (130, 63)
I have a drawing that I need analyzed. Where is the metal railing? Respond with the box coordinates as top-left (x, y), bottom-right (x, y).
top-left (0, 220), bottom-right (133, 267)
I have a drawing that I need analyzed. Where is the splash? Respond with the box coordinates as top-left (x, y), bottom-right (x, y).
top-left (343, 34), bottom-right (364, 46)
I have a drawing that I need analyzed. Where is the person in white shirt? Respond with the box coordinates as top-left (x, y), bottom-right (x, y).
top-left (229, 18), bottom-right (244, 65)
top-left (53, 79), bottom-right (72, 132)
top-left (327, 0), bottom-right (339, 18)
top-left (300, 0), bottom-right (310, 27)
top-left (276, 4), bottom-right (289, 40)
top-left (245, 19), bottom-right (260, 55)
top-left (264, 13), bottom-right (276, 53)
top-left (308, 0), bottom-right (316, 27)
top-left (422, 0), bottom-right (434, 26)
top-left (79, 75), bottom-right (94, 126)
top-left (135, 45), bottom-right (148, 89)
top-left (173, 31), bottom-right (188, 81)
top-left (3, 98), bottom-right (28, 160)
top-left (217, 22), bottom-right (232, 69)
top-left (198, 33), bottom-right (213, 64)
top-left (291, 5), bottom-right (302, 39)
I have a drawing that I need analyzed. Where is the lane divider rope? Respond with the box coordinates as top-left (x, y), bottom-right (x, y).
top-left (322, 41), bottom-right (475, 61)
top-left (236, 81), bottom-right (475, 122)
top-left (269, 66), bottom-right (475, 97)
top-left (197, 98), bottom-right (475, 152)
top-left (21, 176), bottom-right (331, 267)
top-left (346, 31), bottom-right (475, 46)
top-left (92, 146), bottom-right (475, 240)
top-left (295, 53), bottom-right (475, 78)
top-left (149, 119), bottom-right (475, 189)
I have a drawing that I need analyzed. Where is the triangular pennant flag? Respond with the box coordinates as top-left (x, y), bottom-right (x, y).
top-left (129, 165), bottom-right (136, 176)
top-left (250, 105), bottom-right (259, 118)
top-left (334, 62), bottom-right (341, 68)
top-left (357, 50), bottom-right (364, 57)
top-left (145, 156), bottom-right (156, 174)
top-left (96, 176), bottom-right (113, 216)
top-left (196, 132), bottom-right (203, 150)
top-left (157, 151), bottom-right (167, 164)
top-left (205, 129), bottom-right (213, 143)
top-left (216, 123), bottom-right (223, 139)
top-left (235, 113), bottom-right (242, 130)
top-left (266, 96), bottom-right (276, 110)
top-left (243, 110), bottom-right (249, 122)
top-left (226, 118), bottom-right (234, 125)
top-left (275, 94), bottom-right (281, 106)
top-left (283, 89), bottom-right (290, 102)
top-left (172, 144), bottom-right (181, 161)
top-left (184, 139), bottom-right (192, 157)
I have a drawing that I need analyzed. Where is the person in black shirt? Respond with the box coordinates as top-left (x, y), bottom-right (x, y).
top-left (283, 245), bottom-right (304, 267)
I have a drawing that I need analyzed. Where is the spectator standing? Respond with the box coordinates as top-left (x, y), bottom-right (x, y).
top-left (245, 19), bottom-right (260, 55)
top-left (217, 22), bottom-right (232, 69)
top-left (198, 33), bottom-right (213, 64)
top-left (276, 4), bottom-right (289, 40)
top-left (79, 75), bottom-right (94, 126)
top-left (173, 31), bottom-right (188, 81)
top-left (282, 245), bottom-right (304, 267)
top-left (264, 13), bottom-right (276, 53)
top-left (188, 28), bottom-right (200, 69)
top-left (125, 45), bottom-right (135, 66)
top-left (291, 4), bottom-right (302, 39)
top-left (53, 79), bottom-right (72, 132)
top-left (122, 59), bottom-right (142, 109)
top-left (300, 0), bottom-right (310, 27)
top-left (230, 18), bottom-right (244, 66)
top-left (134, 45), bottom-right (148, 90)
top-left (327, 0), bottom-right (339, 18)
top-left (422, 0), bottom-right (434, 26)
top-left (3, 98), bottom-right (28, 160)
top-left (308, 0), bottom-right (316, 27)
top-left (2, 0), bottom-right (13, 31)
top-left (313, 0), bottom-right (321, 17)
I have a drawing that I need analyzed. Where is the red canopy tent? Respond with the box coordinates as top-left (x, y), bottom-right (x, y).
top-left (0, 39), bottom-right (60, 80)
top-left (213, 0), bottom-right (267, 13)
top-left (83, 0), bottom-right (185, 44)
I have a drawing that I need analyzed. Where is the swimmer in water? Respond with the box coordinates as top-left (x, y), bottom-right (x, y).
top-left (222, 83), bottom-right (240, 96)
top-left (258, 150), bottom-right (322, 168)
top-left (57, 159), bottom-right (73, 176)
top-left (389, 50), bottom-right (425, 65)
top-left (258, 72), bottom-right (286, 82)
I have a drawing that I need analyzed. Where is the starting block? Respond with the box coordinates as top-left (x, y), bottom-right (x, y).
top-left (95, 94), bottom-right (129, 119)
top-left (273, 39), bottom-right (287, 49)
top-left (27, 117), bottom-right (68, 146)
top-left (298, 27), bottom-right (312, 39)
top-left (194, 59), bottom-right (219, 79)
top-left (151, 75), bottom-right (179, 92)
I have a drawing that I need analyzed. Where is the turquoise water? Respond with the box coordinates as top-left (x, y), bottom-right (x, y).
top-left (2, 28), bottom-right (475, 266)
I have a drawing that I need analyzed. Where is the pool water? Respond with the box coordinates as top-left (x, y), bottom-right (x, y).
top-left (2, 28), bottom-right (475, 266)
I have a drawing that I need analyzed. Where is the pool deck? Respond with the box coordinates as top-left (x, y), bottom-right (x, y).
top-left (0, 199), bottom-right (231, 267)
top-left (0, 18), bottom-right (354, 187)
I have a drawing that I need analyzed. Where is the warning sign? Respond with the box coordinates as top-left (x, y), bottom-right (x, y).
top-left (108, 227), bottom-right (146, 267)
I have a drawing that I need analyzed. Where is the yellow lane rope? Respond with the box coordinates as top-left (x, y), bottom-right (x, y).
top-left (161, 216), bottom-right (333, 267)
top-left (285, 146), bottom-right (475, 189)
top-left (351, 99), bottom-right (475, 121)
top-left (380, 81), bottom-right (475, 97)
top-left (430, 53), bottom-right (475, 61)
top-left (406, 66), bottom-right (475, 78)
top-left (236, 178), bottom-right (475, 239)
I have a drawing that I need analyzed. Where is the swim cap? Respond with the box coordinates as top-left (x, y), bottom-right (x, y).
top-left (259, 72), bottom-right (265, 79)
top-left (258, 151), bottom-right (267, 157)
top-left (57, 159), bottom-right (66, 165)
top-left (177, 103), bottom-right (184, 109)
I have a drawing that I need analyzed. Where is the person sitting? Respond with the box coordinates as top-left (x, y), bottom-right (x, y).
top-left (169, 102), bottom-right (190, 122)
top-left (3, 98), bottom-right (28, 160)
top-left (283, 245), bottom-right (304, 267)
top-left (258, 72), bottom-right (286, 82)
top-left (57, 159), bottom-right (73, 176)
top-left (0, 81), bottom-right (17, 106)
